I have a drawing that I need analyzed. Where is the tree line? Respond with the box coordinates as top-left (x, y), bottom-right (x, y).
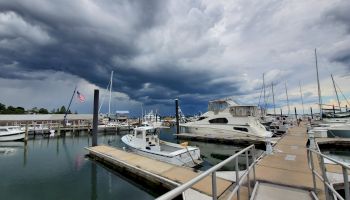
top-left (0, 103), bottom-right (76, 114)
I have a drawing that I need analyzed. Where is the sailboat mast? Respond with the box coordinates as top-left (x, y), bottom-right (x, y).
top-left (285, 82), bottom-right (290, 115)
top-left (299, 81), bottom-right (305, 115)
top-left (331, 74), bottom-right (341, 112)
top-left (108, 71), bottom-right (114, 116)
top-left (263, 73), bottom-right (266, 115)
top-left (271, 82), bottom-right (276, 115)
top-left (315, 49), bottom-right (323, 119)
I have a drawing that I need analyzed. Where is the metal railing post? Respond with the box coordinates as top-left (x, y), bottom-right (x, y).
top-left (342, 167), bottom-right (350, 200)
top-left (320, 155), bottom-right (331, 200)
top-left (212, 172), bottom-right (217, 200)
top-left (252, 146), bottom-right (256, 184)
top-left (155, 145), bottom-right (255, 200)
top-left (236, 157), bottom-right (240, 200)
top-left (246, 150), bottom-right (251, 197)
top-left (309, 149), bottom-right (317, 193)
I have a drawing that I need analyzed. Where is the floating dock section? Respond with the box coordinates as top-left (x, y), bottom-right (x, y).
top-left (86, 145), bottom-right (233, 199)
top-left (87, 125), bottom-right (331, 200)
top-left (252, 126), bottom-right (325, 200)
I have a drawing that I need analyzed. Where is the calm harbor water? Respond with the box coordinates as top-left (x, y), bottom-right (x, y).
top-left (322, 147), bottom-right (350, 165)
top-left (0, 127), bottom-right (257, 199)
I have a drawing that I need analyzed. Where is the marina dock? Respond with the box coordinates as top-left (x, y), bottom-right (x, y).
top-left (253, 125), bottom-right (324, 200)
top-left (86, 145), bottom-right (234, 199)
top-left (85, 125), bottom-right (347, 200)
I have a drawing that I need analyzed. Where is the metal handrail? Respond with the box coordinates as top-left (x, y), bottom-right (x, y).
top-left (156, 144), bottom-right (257, 200)
top-left (307, 148), bottom-right (350, 200)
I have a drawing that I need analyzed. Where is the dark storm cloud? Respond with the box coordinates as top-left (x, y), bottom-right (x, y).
top-left (324, 1), bottom-right (350, 68)
top-left (324, 1), bottom-right (350, 33)
top-left (1, 0), bottom-right (350, 115)
top-left (0, 0), bottom-right (243, 112)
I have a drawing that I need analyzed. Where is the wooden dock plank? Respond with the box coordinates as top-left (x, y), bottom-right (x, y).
top-left (87, 145), bottom-right (233, 197)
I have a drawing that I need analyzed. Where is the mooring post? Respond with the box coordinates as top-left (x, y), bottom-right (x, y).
top-left (57, 123), bottom-right (61, 136)
top-left (92, 89), bottom-right (99, 147)
top-left (310, 107), bottom-right (313, 119)
top-left (294, 107), bottom-right (298, 126)
top-left (280, 108), bottom-right (282, 117)
top-left (333, 105), bottom-right (335, 117)
top-left (24, 121), bottom-right (29, 143)
top-left (175, 98), bottom-right (179, 135)
top-left (346, 105), bottom-right (348, 112)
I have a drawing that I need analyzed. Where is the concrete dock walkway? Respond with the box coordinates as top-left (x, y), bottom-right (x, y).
top-left (254, 125), bottom-right (324, 200)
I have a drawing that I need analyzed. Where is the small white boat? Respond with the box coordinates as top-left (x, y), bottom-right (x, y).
top-left (27, 124), bottom-right (50, 134)
top-left (0, 126), bottom-right (25, 141)
top-left (121, 126), bottom-right (202, 167)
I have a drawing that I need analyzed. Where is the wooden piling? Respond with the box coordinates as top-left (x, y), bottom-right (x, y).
top-left (175, 99), bottom-right (179, 135)
top-left (24, 121), bottom-right (29, 143)
top-left (57, 123), bottom-right (61, 136)
top-left (310, 107), bottom-right (313, 119)
top-left (92, 89), bottom-right (99, 146)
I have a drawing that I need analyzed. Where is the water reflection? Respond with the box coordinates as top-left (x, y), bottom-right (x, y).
top-left (0, 128), bottom-right (263, 199)
top-left (90, 161), bottom-right (97, 200)
top-left (0, 132), bottom-right (154, 200)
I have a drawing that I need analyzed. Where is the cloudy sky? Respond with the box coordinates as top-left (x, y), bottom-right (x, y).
top-left (0, 0), bottom-right (349, 116)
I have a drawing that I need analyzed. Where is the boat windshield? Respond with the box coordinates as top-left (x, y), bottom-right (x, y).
top-left (146, 129), bottom-right (157, 135)
top-left (208, 101), bottom-right (229, 112)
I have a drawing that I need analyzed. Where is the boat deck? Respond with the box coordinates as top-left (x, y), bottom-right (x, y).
top-left (160, 142), bottom-right (182, 153)
top-left (86, 145), bottom-right (233, 198)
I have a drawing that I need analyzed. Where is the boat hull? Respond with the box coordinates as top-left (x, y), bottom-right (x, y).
top-left (181, 125), bottom-right (268, 138)
top-left (0, 132), bottom-right (25, 142)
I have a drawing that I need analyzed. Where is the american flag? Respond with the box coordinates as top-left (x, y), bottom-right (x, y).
top-left (76, 91), bottom-right (85, 102)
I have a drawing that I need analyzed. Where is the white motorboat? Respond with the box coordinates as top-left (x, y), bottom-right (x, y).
top-left (121, 126), bottom-right (202, 167)
top-left (0, 126), bottom-right (25, 141)
top-left (180, 99), bottom-right (273, 138)
top-left (309, 123), bottom-right (350, 138)
top-left (27, 124), bottom-right (50, 134)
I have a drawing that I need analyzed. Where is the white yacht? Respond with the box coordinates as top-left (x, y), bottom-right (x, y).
top-left (180, 99), bottom-right (273, 138)
top-left (121, 126), bottom-right (202, 167)
top-left (0, 126), bottom-right (25, 141)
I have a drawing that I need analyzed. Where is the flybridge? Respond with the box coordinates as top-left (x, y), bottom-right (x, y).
top-left (208, 99), bottom-right (258, 117)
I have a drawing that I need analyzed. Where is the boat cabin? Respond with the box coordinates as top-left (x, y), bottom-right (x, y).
top-left (133, 127), bottom-right (160, 151)
top-left (207, 99), bottom-right (258, 117)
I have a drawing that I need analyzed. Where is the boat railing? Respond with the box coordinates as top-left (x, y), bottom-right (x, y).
top-left (307, 147), bottom-right (350, 200)
top-left (156, 144), bottom-right (257, 200)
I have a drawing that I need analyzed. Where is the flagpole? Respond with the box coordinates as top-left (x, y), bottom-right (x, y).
top-left (64, 86), bottom-right (77, 125)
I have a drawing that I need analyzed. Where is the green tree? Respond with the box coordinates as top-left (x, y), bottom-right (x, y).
top-left (31, 107), bottom-right (39, 113)
top-left (15, 107), bottom-right (25, 114)
top-left (59, 106), bottom-right (66, 114)
top-left (0, 103), bottom-right (5, 112)
top-left (38, 108), bottom-right (49, 114)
